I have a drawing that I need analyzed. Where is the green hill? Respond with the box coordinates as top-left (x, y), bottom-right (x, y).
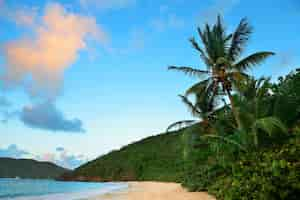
top-left (59, 130), bottom-right (186, 182)
top-left (0, 158), bottom-right (70, 179)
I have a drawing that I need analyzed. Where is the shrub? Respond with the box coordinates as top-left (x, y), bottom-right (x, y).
top-left (208, 137), bottom-right (300, 200)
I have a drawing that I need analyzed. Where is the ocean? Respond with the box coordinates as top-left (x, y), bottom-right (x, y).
top-left (0, 178), bottom-right (127, 200)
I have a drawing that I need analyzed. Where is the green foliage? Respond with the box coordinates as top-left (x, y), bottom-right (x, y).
top-left (70, 131), bottom-right (185, 182)
top-left (181, 71), bottom-right (300, 199)
top-left (209, 138), bottom-right (300, 200)
top-left (182, 163), bottom-right (227, 192)
top-left (274, 71), bottom-right (300, 127)
top-left (0, 158), bottom-right (69, 179)
top-left (181, 136), bottom-right (300, 200)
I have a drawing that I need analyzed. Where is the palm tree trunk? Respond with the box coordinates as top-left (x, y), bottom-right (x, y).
top-left (225, 88), bottom-right (242, 130)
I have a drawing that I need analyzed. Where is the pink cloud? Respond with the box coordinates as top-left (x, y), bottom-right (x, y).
top-left (38, 153), bottom-right (56, 163)
top-left (2, 3), bottom-right (109, 99)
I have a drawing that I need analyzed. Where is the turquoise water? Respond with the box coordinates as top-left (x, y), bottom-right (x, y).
top-left (0, 178), bottom-right (127, 200)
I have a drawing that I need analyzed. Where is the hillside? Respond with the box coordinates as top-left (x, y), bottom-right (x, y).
top-left (0, 158), bottom-right (70, 179)
top-left (59, 130), bottom-right (186, 182)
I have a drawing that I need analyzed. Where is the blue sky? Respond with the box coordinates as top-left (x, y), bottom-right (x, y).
top-left (0, 0), bottom-right (299, 169)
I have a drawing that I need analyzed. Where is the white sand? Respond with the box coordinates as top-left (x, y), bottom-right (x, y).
top-left (91, 182), bottom-right (215, 200)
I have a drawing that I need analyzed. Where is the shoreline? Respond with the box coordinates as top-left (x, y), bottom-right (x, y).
top-left (89, 182), bottom-right (215, 200)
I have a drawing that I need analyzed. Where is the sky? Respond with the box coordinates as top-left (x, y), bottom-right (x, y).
top-left (0, 0), bottom-right (299, 169)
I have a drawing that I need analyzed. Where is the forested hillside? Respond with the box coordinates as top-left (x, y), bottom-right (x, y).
top-left (0, 158), bottom-right (70, 179)
top-left (60, 130), bottom-right (186, 182)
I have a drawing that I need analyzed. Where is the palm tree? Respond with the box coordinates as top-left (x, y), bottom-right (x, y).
top-left (169, 15), bottom-right (275, 130)
top-left (166, 90), bottom-right (215, 132)
top-left (203, 78), bottom-right (288, 151)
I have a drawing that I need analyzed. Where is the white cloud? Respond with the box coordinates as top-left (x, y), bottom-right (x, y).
top-left (198, 0), bottom-right (240, 24)
top-left (13, 7), bottom-right (38, 27)
top-left (0, 144), bottom-right (88, 169)
top-left (151, 14), bottom-right (185, 32)
top-left (0, 1), bottom-right (38, 27)
top-left (80, 0), bottom-right (135, 10)
top-left (37, 147), bottom-right (88, 169)
top-left (0, 144), bottom-right (30, 158)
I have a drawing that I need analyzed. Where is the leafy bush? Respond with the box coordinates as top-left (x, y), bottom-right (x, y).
top-left (181, 71), bottom-right (300, 199)
top-left (208, 137), bottom-right (300, 199)
top-left (182, 163), bottom-right (227, 192)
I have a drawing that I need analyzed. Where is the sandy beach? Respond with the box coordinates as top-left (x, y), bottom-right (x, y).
top-left (91, 182), bottom-right (215, 200)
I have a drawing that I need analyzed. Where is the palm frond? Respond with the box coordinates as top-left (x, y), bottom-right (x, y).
top-left (256, 77), bottom-right (272, 99)
top-left (206, 80), bottom-right (220, 112)
top-left (204, 23), bottom-right (216, 61)
top-left (252, 117), bottom-right (288, 137)
top-left (225, 34), bottom-right (233, 42)
top-left (197, 26), bottom-right (209, 53)
top-left (168, 66), bottom-right (210, 78)
top-left (189, 37), bottom-right (211, 66)
top-left (228, 18), bottom-right (252, 61)
top-left (179, 95), bottom-right (203, 117)
top-left (197, 16), bottom-right (229, 63)
top-left (233, 51), bottom-right (275, 71)
top-left (185, 79), bottom-right (211, 96)
top-left (201, 134), bottom-right (247, 152)
top-left (227, 71), bottom-right (249, 83)
top-left (213, 15), bottom-right (229, 59)
top-left (166, 120), bottom-right (197, 132)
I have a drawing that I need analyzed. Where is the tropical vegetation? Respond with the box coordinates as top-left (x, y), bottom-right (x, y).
top-left (172, 15), bottom-right (300, 199)
top-left (59, 130), bottom-right (185, 182)
top-left (61, 16), bottom-right (300, 199)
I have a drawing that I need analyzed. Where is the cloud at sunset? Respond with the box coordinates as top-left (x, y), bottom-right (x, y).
top-left (2, 2), bottom-right (108, 99)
